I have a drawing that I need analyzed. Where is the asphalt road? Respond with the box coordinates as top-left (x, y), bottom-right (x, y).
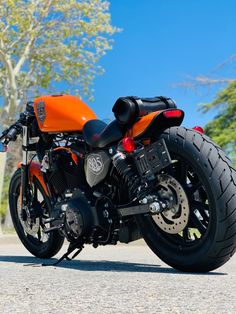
top-left (0, 235), bottom-right (235, 314)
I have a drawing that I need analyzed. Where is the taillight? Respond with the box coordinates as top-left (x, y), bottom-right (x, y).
top-left (193, 126), bottom-right (205, 134)
top-left (163, 109), bottom-right (183, 118)
top-left (122, 137), bottom-right (135, 153)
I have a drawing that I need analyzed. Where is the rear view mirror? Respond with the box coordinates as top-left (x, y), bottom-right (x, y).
top-left (0, 142), bottom-right (7, 152)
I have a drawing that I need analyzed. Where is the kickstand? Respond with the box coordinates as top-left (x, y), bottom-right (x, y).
top-left (42, 242), bottom-right (84, 267)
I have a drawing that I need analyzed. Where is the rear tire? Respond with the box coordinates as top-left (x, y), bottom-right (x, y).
top-left (136, 127), bottom-right (236, 272)
top-left (9, 169), bottom-right (64, 258)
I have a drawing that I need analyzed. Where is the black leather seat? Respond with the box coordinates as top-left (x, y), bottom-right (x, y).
top-left (83, 119), bottom-right (123, 148)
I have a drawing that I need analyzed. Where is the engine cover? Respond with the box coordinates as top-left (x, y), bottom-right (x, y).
top-left (64, 190), bottom-right (94, 239)
top-left (65, 207), bottom-right (84, 238)
top-left (85, 151), bottom-right (111, 187)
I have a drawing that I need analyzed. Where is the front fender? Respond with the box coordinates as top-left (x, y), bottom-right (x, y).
top-left (17, 161), bottom-right (49, 196)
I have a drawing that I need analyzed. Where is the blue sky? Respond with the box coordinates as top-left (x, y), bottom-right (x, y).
top-left (88, 0), bottom-right (236, 127)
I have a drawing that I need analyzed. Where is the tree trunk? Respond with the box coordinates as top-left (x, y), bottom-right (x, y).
top-left (2, 139), bottom-right (22, 230)
top-left (3, 204), bottom-right (13, 230)
top-left (0, 153), bottom-right (7, 233)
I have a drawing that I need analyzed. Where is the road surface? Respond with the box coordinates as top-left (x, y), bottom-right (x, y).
top-left (0, 235), bottom-right (235, 314)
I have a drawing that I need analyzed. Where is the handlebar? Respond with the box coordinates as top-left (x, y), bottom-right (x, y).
top-left (0, 111), bottom-right (30, 146)
top-left (0, 123), bottom-right (22, 145)
top-left (0, 102), bottom-right (35, 150)
top-left (6, 125), bottom-right (21, 143)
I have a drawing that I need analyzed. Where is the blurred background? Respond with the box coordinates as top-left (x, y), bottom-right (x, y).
top-left (0, 0), bottom-right (235, 231)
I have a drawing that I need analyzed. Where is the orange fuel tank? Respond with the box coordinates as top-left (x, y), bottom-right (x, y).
top-left (34, 95), bottom-right (97, 133)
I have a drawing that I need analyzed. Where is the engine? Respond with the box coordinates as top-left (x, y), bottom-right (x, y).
top-left (49, 189), bottom-right (120, 245)
top-left (39, 137), bottom-right (142, 245)
top-left (41, 142), bottom-right (88, 195)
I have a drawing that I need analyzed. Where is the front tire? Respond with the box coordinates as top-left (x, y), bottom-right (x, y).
top-left (137, 127), bottom-right (236, 272)
top-left (9, 169), bottom-right (64, 258)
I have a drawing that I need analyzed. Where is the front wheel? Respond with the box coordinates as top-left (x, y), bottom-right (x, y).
top-left (136, 127), bottom-right (236, 272)
top-left (9, 169), bottom-right (64, 258)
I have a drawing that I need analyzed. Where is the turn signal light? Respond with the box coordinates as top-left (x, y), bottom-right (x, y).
top-left (163, 109), bottom-right (183, 118)
top-left (193, 126), bottom-right (205, 134)
top-left (122, 137), bottom-right (135, 153)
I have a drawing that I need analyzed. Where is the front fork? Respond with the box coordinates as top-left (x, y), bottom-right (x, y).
top-left (20, 126), bottom-right (30, 216)
top-left (20, 126), bottom-right (52, 218)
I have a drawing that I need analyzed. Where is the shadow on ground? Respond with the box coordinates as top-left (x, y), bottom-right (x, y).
top-left (0, 255), bottom-right (227, 275)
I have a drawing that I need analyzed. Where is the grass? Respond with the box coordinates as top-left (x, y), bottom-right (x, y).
top-left (1, 226), bottom-right (16, 234)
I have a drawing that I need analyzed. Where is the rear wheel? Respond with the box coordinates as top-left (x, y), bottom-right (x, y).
top-left (9, 169), bottom-right (64, 258)
top-left (136, 127), bottom-right (236, 272)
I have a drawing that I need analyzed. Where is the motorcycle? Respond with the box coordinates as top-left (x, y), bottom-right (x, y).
top-left (0, 94), bottom-right (235, 272)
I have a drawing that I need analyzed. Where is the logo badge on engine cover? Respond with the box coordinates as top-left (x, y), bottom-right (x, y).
top-left (87, 154), bottom-right (104, 175)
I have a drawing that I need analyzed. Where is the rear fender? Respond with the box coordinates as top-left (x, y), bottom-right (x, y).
top-left (131, 109), bottom-right (184, 139)
top-left (17, 161), bottom-right (49, 196)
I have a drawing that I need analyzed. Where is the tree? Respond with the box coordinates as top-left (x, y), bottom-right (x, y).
top-left (201, 81), bottom-right (236, 165)
top-left (175, 54), bottom-right (236, 90)
top-left (0, 0), bottom-right (118, 121)
top-left (176, 53), bottom-right (236, 166)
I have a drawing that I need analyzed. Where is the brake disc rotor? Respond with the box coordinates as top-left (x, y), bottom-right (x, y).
top-left (152, 174), bottom-right (190, 234)
top-left (17, 197), bottom-right (40, 236)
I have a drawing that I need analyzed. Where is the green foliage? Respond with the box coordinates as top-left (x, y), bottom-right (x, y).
top-left (0, 0), bottom-right (119, 112)
top-left (201, 81), bottom-right (236, 165)
top-left (0, 175), bottom-right (10, 222)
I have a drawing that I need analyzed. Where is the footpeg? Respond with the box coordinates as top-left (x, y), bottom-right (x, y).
top-left (43, 225), bottom-right (63, 234)
top-left (42, 217), bottom-right (57, 224)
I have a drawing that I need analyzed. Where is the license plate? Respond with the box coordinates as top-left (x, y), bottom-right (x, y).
top-left (134, 139), bottom-right (171, 179)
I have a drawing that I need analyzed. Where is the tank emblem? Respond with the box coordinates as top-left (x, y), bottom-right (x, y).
top-left (87, 154), bottom-right (104, 175)
top-left (36, 101), bottom-right (46, 124)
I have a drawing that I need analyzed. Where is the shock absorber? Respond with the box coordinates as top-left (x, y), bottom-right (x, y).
top-left (112, 151), bottom-right (147, 201)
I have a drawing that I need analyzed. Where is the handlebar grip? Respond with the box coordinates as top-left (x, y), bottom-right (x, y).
top-left (0, 112), bottom-right (27, 144)
top-left (6, 127), bottom-right (19, 141)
